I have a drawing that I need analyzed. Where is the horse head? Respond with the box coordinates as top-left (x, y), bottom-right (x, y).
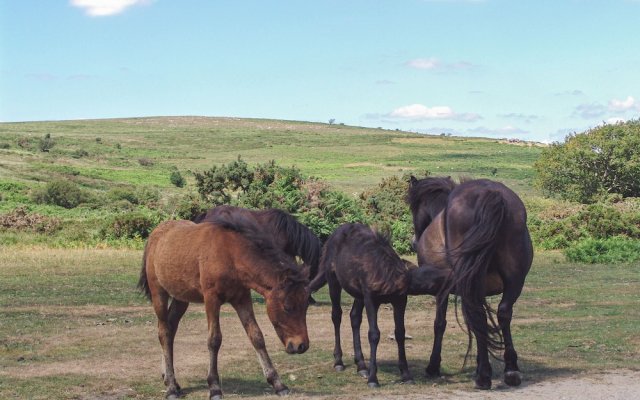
top-left (407, 175), bottom-right (455, 238)
top-left (265, 272), bottom-right (310, 355)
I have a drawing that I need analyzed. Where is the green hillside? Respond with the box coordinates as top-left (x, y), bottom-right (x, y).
top-left (0, 116), bottom-right (541, 197)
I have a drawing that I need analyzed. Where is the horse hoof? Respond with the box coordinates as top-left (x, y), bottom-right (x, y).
top-left (358, 369), bottom-right (368, 378)
top-left (425, 366), bottom-right (441, 378)
top-left (368, 381), bottom-right (380, 388)
top-left (504, 371), bottom-right (522, 387)
top-left (276, 388), bottom-right (290, 396)
top-left (210, 395), bottom-right (222, 400)
top-left (474, 379), bottom-right (492, 390)
top-left (334, 365), bottom-right (345, 372)
top-left (167, 395), bottom-right (179, 400)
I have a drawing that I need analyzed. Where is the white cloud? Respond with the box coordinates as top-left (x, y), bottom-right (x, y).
top-left (608, 96), bottom-right (636, 111)
top-left (405, 57), bottom-right (474, 71)
top-left (606, 117), bottom-right (628, 124)
top-left (388, 103), bottom-right (481, 122)
top-left (70, 0), bottom-right (151, 17)
top-left (573, 102), bottom-right (606, 119)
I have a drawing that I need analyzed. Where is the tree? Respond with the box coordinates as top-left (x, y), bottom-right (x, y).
top-left (534, 120), bottom-right (640, 203)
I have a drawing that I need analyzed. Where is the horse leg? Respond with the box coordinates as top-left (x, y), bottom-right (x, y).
top-left (165, 299), bottom-right (189, 393)
top-left (392, 296), bottom-right (414, 384)
top-left (328, 275), bottom-right (345, 371)
top-left (499, 281), bottom-right (525, 386)
top-left (204, 295), bottom-right (223, 400)
top-left (152, 291), bottom-right (181, 399)
top-left (349, 297), bottom-right (368, 377)
top-left (426, 292), bottom-right (449, 377)
top-left (232, 291), bottom-right (289, 396)
top-left (363, 294), bottom-right (381, 388)
top-left (463, 302), bottom-right (492, 390)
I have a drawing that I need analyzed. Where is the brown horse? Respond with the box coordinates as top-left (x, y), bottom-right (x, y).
top-left (309, 223), bottom-right (416, 387)
top-left (406, 176), bottom-right (533, 390)
top-left (138, 213), bottom-right (310, 400)
top-left (194, 205), bottom-right (322, 302)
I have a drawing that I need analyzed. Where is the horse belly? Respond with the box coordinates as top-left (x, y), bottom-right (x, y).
top-left (484, 272), bottom-right (503, 296)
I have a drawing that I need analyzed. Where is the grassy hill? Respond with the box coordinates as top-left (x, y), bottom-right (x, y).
top-left (0, 116), bottom-right (542, 197)
top-left (0, 116), bottom-right (547, 248)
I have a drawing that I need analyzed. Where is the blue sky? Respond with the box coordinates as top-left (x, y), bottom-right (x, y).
top-left (1, 0), bottom-right (639, 142)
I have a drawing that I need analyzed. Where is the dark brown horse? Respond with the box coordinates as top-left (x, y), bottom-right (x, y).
top-left (138, 213), bottom-right (310, 399)
top-left (406, 176), bottom-right (533, 390)
top-left (309, 223), bottom-right (416, 387)
top-left (194, 205), bottom-right (322, 301)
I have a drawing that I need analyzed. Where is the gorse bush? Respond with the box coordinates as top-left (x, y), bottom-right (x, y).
top-left (170, 170), bottom-right (186, 188)
top-left (31, 180), bottom-right (88, 209)
top-left (529, 199), bottom-right (640, 250)
top-left (101, 211), bottom-right (160, 239)
top-left (565, 237), bottom-right (640, 264)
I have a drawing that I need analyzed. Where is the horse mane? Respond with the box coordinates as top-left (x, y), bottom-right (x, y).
top-left (260, 209), bottom-right (322, 275)
top-left (406, 176), bottom-right (456, 215)
top-left (208, 212), bottom-right (308, 284)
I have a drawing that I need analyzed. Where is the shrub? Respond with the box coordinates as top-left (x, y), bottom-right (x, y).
top-left (31, 180), bottom-right (87, 209)
top-left (170, 170), bottom-right (186, 188)
top-left (71, 149), bottom-right (89, 158)
top-left (107, 187), bottom-right (139, 204)
top-left (534, 120), bottom-right (640, 203)
top-left (168, 192), bottom-right (207, 220)
top-left (0, 206), bottom-right (61, 233)
top-left (39, 133), bottom-right (55, 152)
top-left (565, 237), bottom-right (640, 264)
top-left (101, 212), bottom-right (158, 239)
top-left (138, 158), bottom-right (154, 167)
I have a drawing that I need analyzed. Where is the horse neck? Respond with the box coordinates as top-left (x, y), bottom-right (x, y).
top-left (235, 254), bottom-right (285, 297)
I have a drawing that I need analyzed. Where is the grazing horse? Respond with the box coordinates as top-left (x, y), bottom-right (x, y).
top-left (138, 214), bottom-right (310, 399)
top-left (194, 205), bottom-right (322, 301)
top-left (309, 223), bottom-right (416, 387)
top-left (406, 176), bottom-right (533, 390)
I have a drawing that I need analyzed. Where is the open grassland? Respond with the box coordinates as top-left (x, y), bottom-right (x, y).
top-left (0, 117), bottom-right (541, 204)
top-left (1, 248), bottom-right (638, 399)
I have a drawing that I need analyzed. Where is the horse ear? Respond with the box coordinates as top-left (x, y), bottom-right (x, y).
top-left (409, 175), bottom-right (418, 186)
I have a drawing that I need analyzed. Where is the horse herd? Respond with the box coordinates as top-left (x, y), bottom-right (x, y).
top-left (137, 176), bottom-right (533, 399)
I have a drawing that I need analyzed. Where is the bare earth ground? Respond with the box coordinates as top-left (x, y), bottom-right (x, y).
top-left (2, 302), bottom-right (638, 399)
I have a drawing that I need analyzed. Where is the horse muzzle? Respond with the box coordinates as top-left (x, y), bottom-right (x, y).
top-left (285, 339), bottom-right (309, 354)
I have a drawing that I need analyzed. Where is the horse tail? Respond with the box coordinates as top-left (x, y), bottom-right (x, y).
top-left (137, 239), bottom-right (152, 301)
top-left (447, 189), bottom-right (507, 357)
top-left (308, 224), bottom-right (348, 292)
top-left (269, 209), bottom-right (322, 279)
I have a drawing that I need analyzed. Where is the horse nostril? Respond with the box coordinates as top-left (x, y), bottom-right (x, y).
top-left (297, 343), bottom-right (307, 354)
top-left (286, 342), bottom-right (294, 353)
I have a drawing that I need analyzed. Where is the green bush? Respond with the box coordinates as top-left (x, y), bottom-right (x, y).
top-left (534, 120), bottom-right (640, 203)
top-left (101, 212), bottom-right (159, 239)
top-left (71, 149), bottom-right (89, 158)
top-left (565, 237), bottom-right (640, 264)
top-left (529, 200), bottom-right (640, 250)
top-left (107, 187), bottom-right (139, 204)
top-left (31, 180), bottom-right (87, 209)
top-left (170, 170), bottom-right (186, 188)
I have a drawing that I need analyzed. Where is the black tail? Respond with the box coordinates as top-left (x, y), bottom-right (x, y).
top-left (137, 240), bottom-right (152, 301)
top-left (307, 224), bottom-right (348, 292)
top-left (446, 190), bottom-right (507, 358)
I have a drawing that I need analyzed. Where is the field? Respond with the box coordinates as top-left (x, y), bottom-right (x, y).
top-left (1, 117), bottom-right (639, 398)
top-left (0, 248), bottom-right (638, 399)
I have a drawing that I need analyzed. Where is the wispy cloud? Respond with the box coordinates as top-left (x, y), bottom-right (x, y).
top-left (387, 103), bottom-right (481, 122)
top-left (467, 125), bottom-right (529, 137)
top-left (573, 102), bottom-right (607, 119)
top-left (70, 0), bottom-right (152, 17)
top-left (555, 89), bottom-right (584, 97)
top-left (25, 73), bottom-right (57, 81)
top-left (499, 113), bottom-right (540, 123)
top-left (405, 57), bottom-right (474, 72)
top-left (375, 79), bottom-right (397, 85)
